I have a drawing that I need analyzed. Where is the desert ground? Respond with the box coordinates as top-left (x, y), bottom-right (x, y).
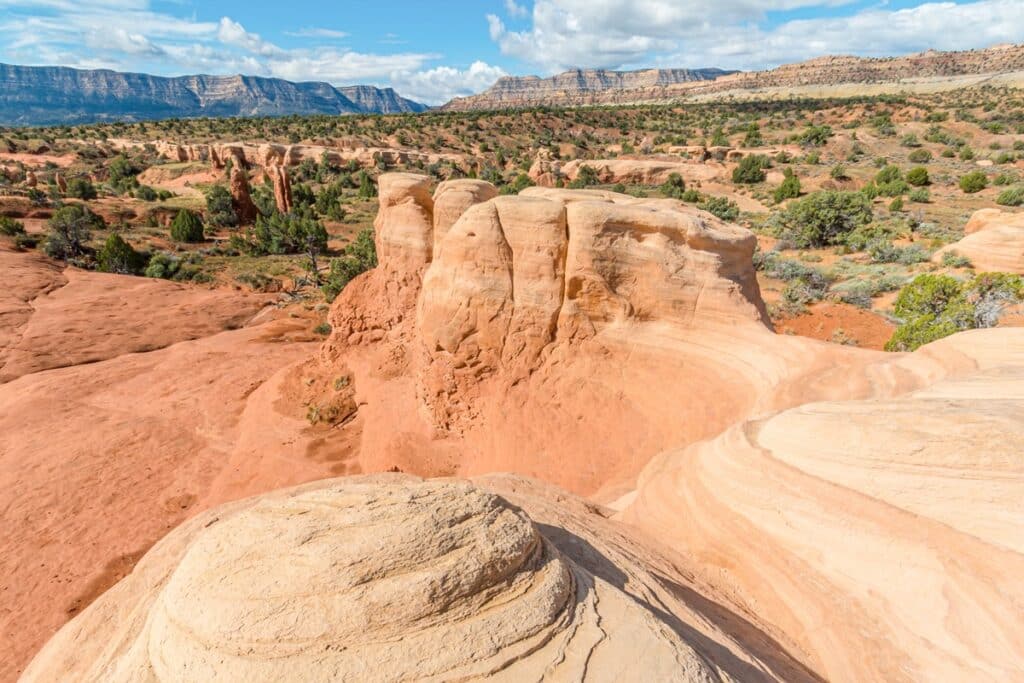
top-left (3, 89), bottom-right (1024, 681)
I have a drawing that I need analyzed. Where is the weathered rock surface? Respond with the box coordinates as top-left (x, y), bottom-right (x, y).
top-left (0, 246), bottom-right (269, 382)
top-left (11, 172), bottom-right (1024, 683)
top-left (266, 164), bottom-right (293, 214)
top-left (934, 208), bottom-right (1024, 273)
top-left (23, 477), bottom-right (756, 682)
top-left (228, 165), bottom-right (258, 225)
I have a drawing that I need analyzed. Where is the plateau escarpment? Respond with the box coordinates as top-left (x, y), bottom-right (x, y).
top-left (444, 43), bottom-right (1024, 110)
top-left (0, 64), bottom-right (427, 126)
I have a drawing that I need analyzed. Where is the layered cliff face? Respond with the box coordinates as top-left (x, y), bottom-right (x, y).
top-left (0, 64), bottom-right (427, 126)
top-left (443, 67), bottom-right (731, 110)
top-left (443, 43), bottom-right (1024, 110)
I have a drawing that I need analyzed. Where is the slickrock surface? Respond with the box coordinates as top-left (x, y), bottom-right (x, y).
top-left (10, 174), bottom-right (1024, 682)
top-left (0, 246), bottom-right (269, 382)
top-left (23, 477), bottom-right (774, 682)
top-left (934, 208), bottom-right (1024, 273)
top-left (625, 328), bottom-right (1024, 681)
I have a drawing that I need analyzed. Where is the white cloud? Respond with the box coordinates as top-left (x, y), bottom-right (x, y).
top-left (0, 2), bottom-right (464, 102)
top-left (285, 27), bottom-right (350, 39)
top-left (489, 0), bottom-right (1024, 73)
top-left (391, 60), bottom-right (507, 105)
top-left (504, 0), bottom-right (529, 19)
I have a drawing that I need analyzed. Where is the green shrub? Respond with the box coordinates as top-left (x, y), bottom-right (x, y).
top-left (145, 252), bottom-right (205, 281)
top-left (96, 233), bottom-right (144, 274)
top-left (134, 185), bottom-right (158, 201)
top-left (773, 169), bottom-right (801, 203)
top-left (906, 167), bottom-right (930, 186)
top-left (233, 210), bottom-right (326, 256)
top-left (659, 172), bottom-right (686, 199)
top-left (569, 164), bottom-right (599, 188)
top-left (322, 228), bottom-right (378, 302)
top-left (885, 273), bottom-right (1024, 351)
top-left (697, 196), bottom-right (740, 222)
top-left (908, 149), bottom-right (932, 163)
top-left (996, 186), bottom-right (1024, 206)
top-left (0, 215), bottom-right (25, 236)
top-left (45, 204), bottom-right (104, 259)
top-left (170, 209), bottom-right (205, 243)
top-left (732, 155), bottom-right (769, 184)
top-left (941, 251), bottom-right (971, 268)
top-left (501, 173), bottom-right (534, 195)
top-left (875, 165), bottom-right (902, 184)
top-left (776, 191), bottom-right (874, 247)
top-left (798, 125), bottom-right (833, 147)
top-left (901, 133), bottom-right (921, 148)
top-left (959, 171), bottom-right (988, 194)
top-left (909, 188), bottom-right (931, 203)
top-left (830, 164), bottom-right (849, 180)
top-left (356, 170), bottom-right (377, 198)
top-left (66, 177), bottom-right (97, 200)
top-left (205, 185), bottom-right (238, 228)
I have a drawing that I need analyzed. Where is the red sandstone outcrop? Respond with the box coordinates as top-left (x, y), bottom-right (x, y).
top-left (229, 165), bottom-right (258, 225)
top-left (266, 164), bottom-right (293, 214)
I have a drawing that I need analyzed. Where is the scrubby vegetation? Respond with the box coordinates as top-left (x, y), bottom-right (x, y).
top-left (886, 273), bottom-right (1024, 351)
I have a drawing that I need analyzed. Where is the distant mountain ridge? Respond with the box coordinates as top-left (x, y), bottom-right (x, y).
top-left (0, 64), bottom-right (428, 126)
top-left (443, 67), bottom-right (734, 110)
top-left (443, 44), bottom-right (1024, 111)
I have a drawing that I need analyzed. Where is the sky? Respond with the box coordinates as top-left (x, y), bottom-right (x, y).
top-left (1, 0), bottom-right (1023, 105)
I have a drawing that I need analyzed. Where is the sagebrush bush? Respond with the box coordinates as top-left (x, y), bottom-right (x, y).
top-left (959, 171), bottom-right (988, 194)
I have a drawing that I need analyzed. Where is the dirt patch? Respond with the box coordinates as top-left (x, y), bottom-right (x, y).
top-left (776, 301), bottom-right (896, 349)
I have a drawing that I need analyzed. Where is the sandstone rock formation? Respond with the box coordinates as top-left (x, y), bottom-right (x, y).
top-left (10, 173), bottom-right (1024, 682)
top-left (23, 477), bottom-right (763, 682)
top-left (934, 208), bottom-right (1024, 273)
top-left (23, 170), bottom-right (36, 188)
top-left (267, 164), bottom-right (293, 214)
top-left (229, 165), bottom-right (258, 225)
top-left (431, 179), bottom-right (499, 259)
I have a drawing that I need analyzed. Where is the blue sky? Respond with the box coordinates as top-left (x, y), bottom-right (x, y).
top-left (1, 0), bottom-right (1022, 104)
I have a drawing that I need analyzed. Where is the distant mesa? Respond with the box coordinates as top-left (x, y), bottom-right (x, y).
top-left (443, 43), bottom-right (1024, 111)
top-left (0, 63), bottom-right (428, 126)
